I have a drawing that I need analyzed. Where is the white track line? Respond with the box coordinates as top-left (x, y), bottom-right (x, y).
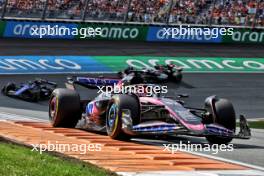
top-left (117, 169), bottom-right (264, 176)
top-left (184, 150), bottom-right (264, 172)
top-left (0, 112), bottom-right (48, 122)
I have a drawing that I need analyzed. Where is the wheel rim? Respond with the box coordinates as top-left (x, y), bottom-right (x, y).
top-left (107, 103), bottom-right (118, 133)
top-left (49, 96), bottom-right (57, 121)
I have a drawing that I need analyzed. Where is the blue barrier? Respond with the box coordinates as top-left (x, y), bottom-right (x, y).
top-left (146, 26), bottom-right (222, 43)
top-left (4, 21), bottom-right (78, 39)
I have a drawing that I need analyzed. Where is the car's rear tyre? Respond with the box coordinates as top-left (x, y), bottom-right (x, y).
top-left (172, 72), bottom-right (182, 83)
top-left (49, 88), bottom-right (81, 128)
top-left (106, 94), bottom-right (140, 140)
top-left (22, 90), bottom-right (40, 102)
top-left (205, 98), bottom-right (236, 144)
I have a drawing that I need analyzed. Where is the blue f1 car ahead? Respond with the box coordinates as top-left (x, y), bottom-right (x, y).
top-left (49, 74), bottom-right (251, 144)
top-left (2, 79), bottom-right (57, 102)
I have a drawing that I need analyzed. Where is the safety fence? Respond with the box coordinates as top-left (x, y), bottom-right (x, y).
top-left (0, 0), bottom-right (263, 28)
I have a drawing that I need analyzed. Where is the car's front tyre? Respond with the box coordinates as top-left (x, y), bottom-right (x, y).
top-left (2, 82), bottom-right (16, 95)
top-left (106, 94), bottom-right (140, 140)
top-left (205, 98), bottom-right (236, 144)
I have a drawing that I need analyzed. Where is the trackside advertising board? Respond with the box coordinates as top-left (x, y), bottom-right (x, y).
top-left (3, 21), bottom-right (78, 39)
top-left (0, 20), bottom-right (263, 44)
top-left (223, 28), bottom-right (264, 44)
top-left (146, 27), bottom-right (264, 44)
top-left (0, 56), bottom-right (264, 74)
top-left (94, 56), bottom-right (264, 73)
top-left (0, 56), bottom-right (111, 74)
top-left (0, 21), bottom-right (6, 37)
top-left (76, 24), bottom-right (148, 41)
top-left (146, 26), bottom-right (222, 43)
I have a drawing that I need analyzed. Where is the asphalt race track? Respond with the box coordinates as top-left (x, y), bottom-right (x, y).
top-left (0, 38), bottom-right (264, 168)
top-left (0, 73), bottom-right (264, 119)
top-left (1, 38), bottom-right (264, 57)
top-left (0, 38), bottom-right (264, 119)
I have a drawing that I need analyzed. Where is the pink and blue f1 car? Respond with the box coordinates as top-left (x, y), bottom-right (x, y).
top-left (49, 75), bottom-right (251, 144)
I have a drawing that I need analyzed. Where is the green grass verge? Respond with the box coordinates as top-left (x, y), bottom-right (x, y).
top-left (0, 141), bottom-right (115, 176)
top-left (248, 121), bottom-right (264, 129)
top-left (237, 120), bottom-right (264, 129)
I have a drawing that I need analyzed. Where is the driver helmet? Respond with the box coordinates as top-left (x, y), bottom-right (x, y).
top-left (124, 66), bottom-right (134, 74)
top-left (154, 64), bottom-right (162, 70)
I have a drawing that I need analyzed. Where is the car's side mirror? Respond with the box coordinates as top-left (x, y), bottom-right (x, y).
top-left (67, 77), bottom-right (73, 81)
top-left (177, 94), bottom-right (189, 98)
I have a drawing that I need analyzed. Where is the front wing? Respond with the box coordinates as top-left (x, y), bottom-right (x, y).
top-left (121, 113), bottom-right (251, 139)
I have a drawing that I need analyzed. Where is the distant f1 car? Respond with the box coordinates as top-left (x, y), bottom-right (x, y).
top-left (118, 64), bottom-right (183, 83)
top-left (49, 74), bottom-right (251, 144)
top-left (2, 79), bottom-right (57, 102)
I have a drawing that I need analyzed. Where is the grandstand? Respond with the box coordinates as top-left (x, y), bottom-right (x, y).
top-left (0, 0), bottom-right (263, 27)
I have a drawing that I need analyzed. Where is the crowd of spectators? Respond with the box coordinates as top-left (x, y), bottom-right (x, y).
top-left (0, 0), bottom-right (263, 26)
top-left (46, 0), bottom-right (85, 19)
top-left (209, 0), bottom-right (263, 26)
top-left (169, 0), bottom-right (212, 24)
top-left (0, 0), bottom-right (4, 14)
top-left (85, 0), bottom-right (128, 21)
top-left (126, 0), bottom-right (170, 23)
top-left (4, 0), bottom-right (46, 18)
